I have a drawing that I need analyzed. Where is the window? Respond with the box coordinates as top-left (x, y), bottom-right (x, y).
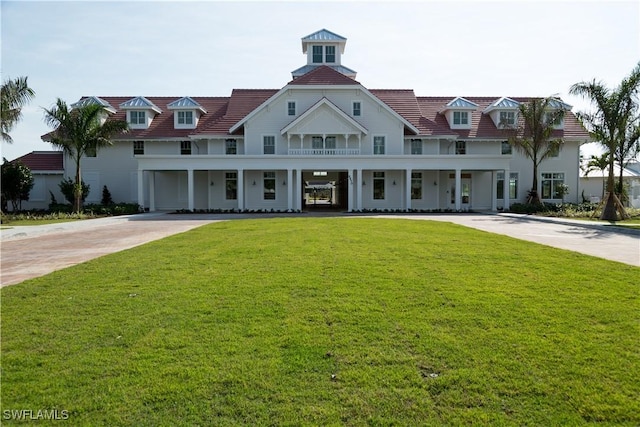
top-left (312, 136), bottom-right (323, 152)
top-left (177, 111), bottom-right (193, 125)
top-left (548, 143), bottom-right (561, 158)
top-left (325, 46), bottom-right (336, 63)
top-left (130, 110), bottom-right (145, 125)
top-left (133, 141), bottom-right (144, 155)
top-left (497, 172), bottom-right (518, 199)
top-left (499, 111), bottom-right (516, 126)
top-left (453, 111), bottom-right (468, 125)
top-left (373, 172), bottom-right (385, 200)
top-left (263, 136), bottom-right (275, 154)
top-left (501, 141), bottom-right (512, 155)
top-left (225, 139), bottom-right (237, 155)
top-left (287, 101), bottom-right (296, 116)
top-left (312, 45), bottom-right (323, 63)
top-left (180, 140), bottom-right (191, 155)
top-left (352, 101), bottom-right (361, 116)
top-left (411, 172), bottom-right (422, 199)
top-left (546, 112), bottom-right (564, 127)
top-left (373, 136), bottom-right (385, 155)
top-left (411, 139), bottom-right (422, 155)
top-left (325, 136), bottom-right (336, 150)
top-left (455, 140), bottom-right (466, 155)
top-left (225, 172), bottom-right (237, 200)
top-left (86, 145), bottom-right (97, 157)
top-left (264, 171), bottom-right (276, 200)
top-left (541, 172), bottom-right (565, 199)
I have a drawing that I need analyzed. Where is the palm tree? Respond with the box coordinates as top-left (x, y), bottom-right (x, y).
top-left (43, 98), bottom-right (128, 212)
top-left (581, 152), bottom-right (610, 199)
top-left (1, 76), bottom-right (35, 143)
top-left (569, 62), bottom-right (640, 220)
top-left (504, 97), bottom-right (566, 205)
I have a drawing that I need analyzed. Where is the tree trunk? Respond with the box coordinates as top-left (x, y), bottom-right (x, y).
top-left (600, 159), bottom-right (627, 220)
top-left (528, 161), bottom-right (542, 205)
top-left (74, 161), bottom-right (82, 213)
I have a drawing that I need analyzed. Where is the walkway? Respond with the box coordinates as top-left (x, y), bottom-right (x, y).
top-left (1, 212), bottom-right (638, 287)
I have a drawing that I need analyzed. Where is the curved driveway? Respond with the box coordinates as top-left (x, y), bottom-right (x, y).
top-left (1, 212), bottom-right (638, 287)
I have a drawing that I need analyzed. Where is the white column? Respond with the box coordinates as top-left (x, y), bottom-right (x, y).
top-left (357, 168), bottom-right (363, 210)
top-left (149, 171), bottom-right (155, 212)
top-left (237, 169), bottom-right (244, 211)
top-left (405, 169), bottom-right (412, 211)
top-left (287, 169), bottom-right (293, 211)
top-left (455, 169), bottom-right (462, 211)
top-left (503, 168), bottom-right (510, 210)
top-left (187, 169), bottom-right (195, 211)
top-left (296, 169), bottom-right (302, 210)
top-left (491, 170), bottom-right (498, 211)
top-left (137, 169), bottom-right (145, 211)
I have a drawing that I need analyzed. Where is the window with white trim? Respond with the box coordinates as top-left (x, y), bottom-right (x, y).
top-left (455, 140), bottom-right (466, 155)
top-left (541, 173), bottom-right (565, 199)
top-left (312, 46), bottom-right (323, 63)
top-left (411, 172), bottom-right (422, 199)
top-left (312, 136), bottom-right (323, 152)
top-left (225, 139), bottom-right (237, 155)
top-left (499, 111), bottom-right (516, 126)
top-left (129, 111), bottom-right (146, 125)
top-left (373, 172), bottom-right (385, 200)
top-left (453, 111), bottom-right (469, 125)
top-left (287, 101), bottom-right (296, 116)
top-left (180, 140), bottom-right (191, 155)
top-left (497, 172), bottom-right (518, 199)
top-left (352, 101), bottom-right (361, 116)
top-left (133, 141), bottom-right (144, 155)
top-left (411, 139), bottom-right (422, 155)
top-left (177, 111), bottom-right (193, 125)
top-left (373, 136), bottom-right (385, 155)
top-left (86, 145), bottom-right (97, 157)
top-left (225, 172), bottom-right (237, 200)
top-left (501, 141), bottom-right (512, 155)
top-left (325, 46), bottom-right (336, 63)
top-left (264, 171), bottom-right (276, 200)
top-left (263, 136), bottom-right (275, 154)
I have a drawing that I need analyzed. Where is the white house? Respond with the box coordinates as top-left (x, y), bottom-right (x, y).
top-left (580, 159), bottom-right (640, 208)
top-left (33, 29), bottom-right (589, 212)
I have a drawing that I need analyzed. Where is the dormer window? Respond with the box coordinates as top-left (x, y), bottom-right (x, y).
top-left (440, 97), bottom-right (477, 129)
top-left (177, 111), bottom-right (193, 125)
top-left (453, 111), bottom-right (469, 125)
top-left (130, 111), bottom-right (146, 125)
top-left (325, 46), bottom-right (336, 63)
top-left (312, 46), bottom-right (323, 63)
top-left (167, 97), bottom-right (206, 129)
top-left (311, 44), bottom-right (337, 64)
top-left (500, 111), bottom-right (516, 126)
top-left (287, 101), bottom-right (296, 116)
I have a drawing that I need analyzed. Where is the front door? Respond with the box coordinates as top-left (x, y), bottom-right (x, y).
top-left (449, 177), bottom-right (471, 209)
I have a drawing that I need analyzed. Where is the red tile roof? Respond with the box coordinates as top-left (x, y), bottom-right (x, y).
top-left (11, 151), bottom-right (64, 171)
top-left (72, 91), bottom-right (588, 141)
top-left (289, 65), bottom-right (359, 85)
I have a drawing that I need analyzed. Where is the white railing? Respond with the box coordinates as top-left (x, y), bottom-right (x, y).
top-left (288, 148), bottom-right (361, 156)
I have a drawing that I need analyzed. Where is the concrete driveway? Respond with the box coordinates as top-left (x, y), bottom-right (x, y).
top-left (1, 212), bottom-right (638, 287)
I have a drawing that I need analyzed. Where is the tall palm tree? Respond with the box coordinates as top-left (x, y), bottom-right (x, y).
top-left (1, 76), bottom-right (35, 143)
top-left (569, 62), bottom-right (640, 220)
top-left (504, 97), bottom-right (566, 205)
top-left (43, 98), bottom-right (128, 212)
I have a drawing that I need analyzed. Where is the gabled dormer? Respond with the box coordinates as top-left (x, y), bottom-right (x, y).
top-left (119, 96), bottom-right (162, 129)
top-left (483, 97), bottom-right (520, 128)
top-left (439, 97), bottom-right (478, 129)
top-left (292, 29), bottom-right (357, 79)
top-left (167, 97), bottom-right (207, 129)
top-left (545, 98), bottom-right (572, 130)
top-left (71, 96), bottom-right (116, 124)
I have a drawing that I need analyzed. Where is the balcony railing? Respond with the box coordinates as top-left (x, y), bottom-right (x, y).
top-left (288, 148), bottom-right (361, 156)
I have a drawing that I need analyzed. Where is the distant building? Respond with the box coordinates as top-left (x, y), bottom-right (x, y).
top-left (27, 29), bottom-right (589, 212)
top-left (580, 159), bottom-right (640, 208)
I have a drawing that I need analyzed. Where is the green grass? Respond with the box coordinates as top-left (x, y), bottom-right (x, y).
top-left (1, 218), bottom-right (638, 425)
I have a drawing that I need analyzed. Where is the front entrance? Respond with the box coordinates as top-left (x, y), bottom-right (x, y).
top-left (449, 174), bottom-right (472, 209)
top-left (302, 170), bottom-right (348, 211)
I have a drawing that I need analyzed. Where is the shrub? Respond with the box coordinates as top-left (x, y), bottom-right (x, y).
top-left (101, 186), bottom-right (114, 205)
top-left (59, 178), bottom-right (89, 205)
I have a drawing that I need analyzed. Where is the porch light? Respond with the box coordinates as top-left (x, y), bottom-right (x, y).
top-left (392, 180), bottom-right (396, 186)
top-left (210, 181), bottom-right (214, 186)
top-left (282, 180), bottom-right (286, 186)
top-left (434, 181), bottom-right (437, 186)
top-left (253, 180), bottom-right (256, 186)
top-left (362, 181), bottom-right (366, 186)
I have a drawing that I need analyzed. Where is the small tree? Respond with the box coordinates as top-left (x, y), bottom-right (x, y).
top-left (582, 153), bottom-right (610, 199)
top-left (101, 185), bottom-right (113, 205)
top-left (59, 177), bottom-right (89, 205)
top-left (1, 158), bottom-right (34, 211)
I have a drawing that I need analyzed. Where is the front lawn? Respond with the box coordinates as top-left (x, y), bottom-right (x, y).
top-left (1, 218), bottom-right (638, 425)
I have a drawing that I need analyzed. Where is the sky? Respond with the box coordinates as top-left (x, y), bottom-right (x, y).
top-left (1, 0), bottom-right (639, 161)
